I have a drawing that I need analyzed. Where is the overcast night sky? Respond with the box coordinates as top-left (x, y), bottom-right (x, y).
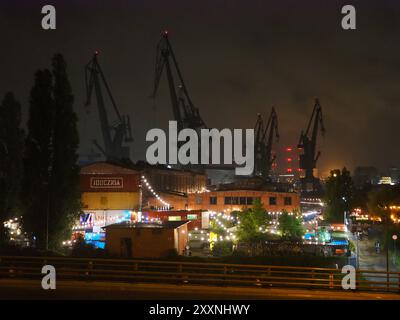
top-left (1, 0), bottom-right (400, 176)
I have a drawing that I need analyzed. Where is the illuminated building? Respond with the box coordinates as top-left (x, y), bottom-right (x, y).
top-left (75, 161), bottom-right (207, 247)
top-left (378, 176), bottom-right (394, 185)
top-left (277, 146), bottom-right (302, 184)
top-left (186, 179), bottom-right (300, 214)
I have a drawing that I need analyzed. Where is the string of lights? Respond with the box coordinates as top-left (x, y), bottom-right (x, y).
top-left (210, 212), bottom-right (236, 242)
top-left (141, 175), bottom-right (170, 209)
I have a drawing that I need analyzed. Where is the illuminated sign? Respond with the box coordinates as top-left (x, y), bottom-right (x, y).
top-left (90, 177), bottom-right (123, 188)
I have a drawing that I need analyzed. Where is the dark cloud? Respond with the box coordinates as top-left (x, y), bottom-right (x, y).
top-left (1, 0), bottom-right (400, 174)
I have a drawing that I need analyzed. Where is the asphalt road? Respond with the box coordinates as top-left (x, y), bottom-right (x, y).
top-left (0, 279), bottom-right (399, 300)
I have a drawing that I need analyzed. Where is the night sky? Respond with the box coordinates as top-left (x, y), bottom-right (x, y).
top-left (1, 0), bottom-right (400, 176)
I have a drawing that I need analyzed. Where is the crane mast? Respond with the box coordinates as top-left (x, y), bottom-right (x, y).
top-left (254, 107), bottom-right (279, 180)
top-left (254, 114), bottom-right (266, 178)
top-left (264, 107), bottom-right (279, 176)
top-left (152, 31), bottom-right (206, 132)
top-left (85, 52), bottom-right (133, 163)
top-left (297, 98), bottom-right (325, 186)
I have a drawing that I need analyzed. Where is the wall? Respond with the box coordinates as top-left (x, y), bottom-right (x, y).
top-left (82, 192), bottom-right (139, 210)
top-left (106, 225), bottom-right (188, 258)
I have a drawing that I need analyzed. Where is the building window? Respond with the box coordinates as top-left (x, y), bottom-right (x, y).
top-left (168, 216), bottom-right (181, 221)
top-left (232, 197), bottom-right (239, 205)
top-left (210, 196), bottom-right (217, 205)
top-left (187, 214), bottom-right (198, 220)
top-left (224, 197), bottom-right (232, 205)
top-left (284, 197), bottom-right (292, 206)
top-left (239, 197), bottom-right (246, 205)
top-left (269, 197), bottom-right (277, 205)
top-left (246, 197), bottom-right (253, 205)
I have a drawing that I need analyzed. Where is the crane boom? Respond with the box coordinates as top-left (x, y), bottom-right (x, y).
top-left (264, 107), bottom-right (279, 174)
top-left (298, 98), bottom-right (325, 182)
top-left (85, 52), bottom-right (133, 163)
top-left (152, 31), bottom-right (206, 132)
top-left (254, 107), bottom-right (279, 180)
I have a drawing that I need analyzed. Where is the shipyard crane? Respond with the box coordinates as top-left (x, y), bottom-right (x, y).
top-left (254, 113), bottom-right (266, 178)
top-left (254, 107), bottom-right (279, 179)
top-left (152, 31), bottom-right (206, 132)
top-left (297, 98), bottom-right (325, 185)
top-left (85, 52), bottom-right (133, 163)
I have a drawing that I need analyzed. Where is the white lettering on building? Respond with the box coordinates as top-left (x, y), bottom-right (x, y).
top-left (90, 177), bottom-right (124, 189)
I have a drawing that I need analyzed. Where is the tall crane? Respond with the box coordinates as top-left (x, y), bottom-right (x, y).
top-left (152, 31), bottom-right (206, 132)
top-left (297, 98), bottom-right (325, 185)
top-left (254, 107), bottom-right (279, 180)
top-left (85, 52), bottom-right (133, 163)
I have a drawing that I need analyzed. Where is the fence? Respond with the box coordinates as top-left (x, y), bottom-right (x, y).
top-left (0, 255), bottom-right (399, 293)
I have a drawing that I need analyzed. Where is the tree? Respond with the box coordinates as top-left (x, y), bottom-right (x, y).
top-left (0, 92), bottom-right (24, 243)
top-left (49, 54), bottom-right (81, 248)
top-left (323, 168), bottom-right (354, 223)
top-left (237, 199), bottom-right (271, 243)
top-left (366, 185), bottom-right (400, 259)
top-left (367, 186), bottom-right (400, 218)
top-left (22, 69), bottom-right (54, 250)
top-left (277, 210), bottom-right (305, 241)
top-left (22, 54), bottom-right (81, 251)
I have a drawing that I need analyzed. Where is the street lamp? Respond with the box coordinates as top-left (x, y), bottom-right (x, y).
top-left (393, 234), bottom-right (398, 265)
top-left (385, 213), bottom-right (390, 289)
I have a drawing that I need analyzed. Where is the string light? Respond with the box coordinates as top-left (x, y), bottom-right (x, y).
top-left (141, 175), bottom-right (170, 210)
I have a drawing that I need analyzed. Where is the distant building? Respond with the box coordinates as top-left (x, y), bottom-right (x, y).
top-left (389, 167), bottom-right (400, 185)
top-left (353, 166), bottom-right (379, 187)
top-left (378, 176), bottom-right (394, 185)
top-left (104, 221), bottom-right (189, 258)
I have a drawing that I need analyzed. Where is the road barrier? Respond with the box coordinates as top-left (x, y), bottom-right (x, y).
top-left (0, 255), bottom-right (399, 293)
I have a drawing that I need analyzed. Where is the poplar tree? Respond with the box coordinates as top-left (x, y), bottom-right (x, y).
top-left (22, 54), bottom-right (81, 250)
top-left (50, 54), bottom-right (81, 247)
top-left (22, 70), bottom-right (54, 249)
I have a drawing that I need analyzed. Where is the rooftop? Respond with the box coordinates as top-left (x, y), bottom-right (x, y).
top-left (103, 220), bottom-right (190, 230)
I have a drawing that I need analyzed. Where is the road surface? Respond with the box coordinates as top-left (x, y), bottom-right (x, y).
top-left (0, 279), bottom-right (399, 300)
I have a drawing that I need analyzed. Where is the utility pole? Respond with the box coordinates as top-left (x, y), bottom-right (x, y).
top-left (356, 231), bottom-right (360, 269)
top-left (44, 181), bottom-right (50, 252)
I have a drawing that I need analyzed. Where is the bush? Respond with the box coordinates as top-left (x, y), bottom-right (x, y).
top-left (70, 236), bottom-right (106, 258)
top-left (212, 241), bottom-right (233, 256)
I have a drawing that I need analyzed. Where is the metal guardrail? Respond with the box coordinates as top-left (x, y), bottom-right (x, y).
top-left (0, 256), bottom-right (399, 293)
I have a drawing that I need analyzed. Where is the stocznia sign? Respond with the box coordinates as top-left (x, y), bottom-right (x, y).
top-left (90, 177), bottom-right (124, 188)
